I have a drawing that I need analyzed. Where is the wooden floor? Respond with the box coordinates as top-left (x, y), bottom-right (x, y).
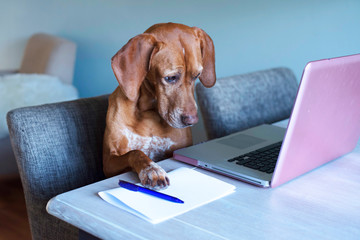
top-left (0, 175), bottom-right (31, 240)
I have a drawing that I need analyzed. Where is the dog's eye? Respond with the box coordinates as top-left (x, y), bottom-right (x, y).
top-left (164, 75), bottom-right (178, 83)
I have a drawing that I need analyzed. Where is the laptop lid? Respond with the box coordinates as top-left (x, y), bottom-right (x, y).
top-left (271, 53), bottom-right (360, 187)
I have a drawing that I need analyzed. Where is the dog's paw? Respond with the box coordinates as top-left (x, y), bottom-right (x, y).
top-left (138, 162), bottom-right (170, 190)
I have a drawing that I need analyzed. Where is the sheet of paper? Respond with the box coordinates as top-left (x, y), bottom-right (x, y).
top-left (98, 167), bottom-right (236, 224)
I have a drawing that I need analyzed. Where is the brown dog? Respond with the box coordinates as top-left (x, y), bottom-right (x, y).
top-left (103, 23), bottom-right (216, 189)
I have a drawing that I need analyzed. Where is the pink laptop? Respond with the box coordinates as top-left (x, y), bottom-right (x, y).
top-left (173, 54), bottom-right (360, 188)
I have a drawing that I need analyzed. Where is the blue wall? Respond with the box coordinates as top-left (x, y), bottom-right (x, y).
top-left (1, 0), bottom-right (360, 97)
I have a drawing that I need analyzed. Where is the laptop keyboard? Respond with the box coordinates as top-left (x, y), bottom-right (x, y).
top-left (227, 142), bottom-right (283, 174)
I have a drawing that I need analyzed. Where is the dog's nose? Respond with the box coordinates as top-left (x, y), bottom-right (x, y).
top-left (181, 114), bottom-right (198, 126)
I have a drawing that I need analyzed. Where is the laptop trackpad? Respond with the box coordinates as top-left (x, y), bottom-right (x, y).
top-left (217, 134), bottom-right (266, 150)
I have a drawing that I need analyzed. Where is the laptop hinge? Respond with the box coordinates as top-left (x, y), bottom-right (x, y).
top-left (207, 166), bottom-right (269, 187)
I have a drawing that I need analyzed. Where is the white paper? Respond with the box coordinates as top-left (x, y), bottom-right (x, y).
top-left (98, 167), bottom-right (236, 224)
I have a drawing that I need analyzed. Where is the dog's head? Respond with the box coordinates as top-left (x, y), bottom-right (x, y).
top-left (111, 23), bottom-right (216, 128)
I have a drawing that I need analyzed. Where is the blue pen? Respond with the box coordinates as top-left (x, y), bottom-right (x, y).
top-left (119, 180), bottom-right (184, 204)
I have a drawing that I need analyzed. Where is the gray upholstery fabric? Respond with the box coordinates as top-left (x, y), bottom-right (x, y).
top-left (196, 67), bottom-right (298, 139)
top-left (7, 95), bottom-right (108, 240)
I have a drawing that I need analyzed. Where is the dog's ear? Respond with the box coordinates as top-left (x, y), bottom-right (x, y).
top-left (193, 27), bottom-right (216, 88)
top-left (111, 33), bottom-right (157, 101)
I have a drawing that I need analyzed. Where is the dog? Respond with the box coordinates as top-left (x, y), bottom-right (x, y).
top-left (103, 23), bottom-right (216, 189)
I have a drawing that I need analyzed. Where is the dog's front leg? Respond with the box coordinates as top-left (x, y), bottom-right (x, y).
top-left (104, 150), bottom-right (170, 190)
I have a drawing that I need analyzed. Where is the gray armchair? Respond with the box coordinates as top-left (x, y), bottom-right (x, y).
top-left (7, 95), bottom-right (108, 239)
top-left (196, 67), bottom-right (298, 140)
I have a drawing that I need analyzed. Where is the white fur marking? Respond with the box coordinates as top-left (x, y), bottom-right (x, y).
top-left (121, 128), bottom-right (175, 161)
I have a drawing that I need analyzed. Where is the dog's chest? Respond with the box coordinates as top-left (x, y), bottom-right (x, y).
top-left (121, 128), bottom-right (175, 161)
